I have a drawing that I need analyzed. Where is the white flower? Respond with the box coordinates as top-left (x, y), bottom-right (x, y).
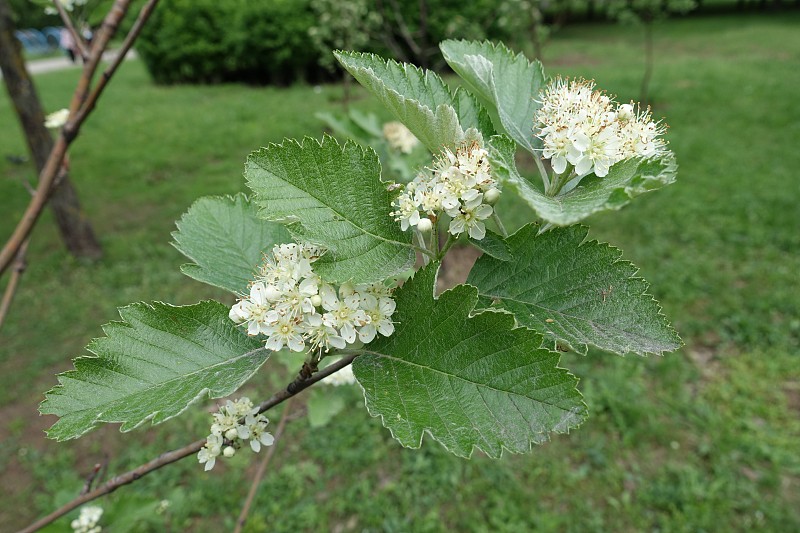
top-left (263, 314), bottom-right (306, 352)
top-left (448, 202), bottom-right (493, 240)
top-left (44, 109), bottom-right (69, 129)
top-left (391, 142), bottom-right (499, 241)
top-left (322, 290), bottom-right (369, 344)
top-left (199, 396), bottom-right (275, 469)
top-left (229, 282), bottom-right (275, 336)
top-left (358, 294), bottom-right (396, 343)
top-left (383, 121), bottom-right (420, 153)
top-left (71, 505), bottom-right (103, 533)
top-left (535, 78), bottom-right (667, 182)
top-left (322, 363), bottom-right (356, 386)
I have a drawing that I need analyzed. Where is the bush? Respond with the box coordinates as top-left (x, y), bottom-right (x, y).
top-left (136, 0), bottom-right (328, 85)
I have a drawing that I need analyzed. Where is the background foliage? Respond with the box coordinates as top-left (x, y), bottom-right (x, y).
top-left (1, 11), bottom-right (798, 532)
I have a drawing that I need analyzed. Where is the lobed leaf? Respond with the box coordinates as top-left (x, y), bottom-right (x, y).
top-left (245, 136), bottom-right (416, 285)
top-left (353, 264), bottom-right (586, 458)
top-left (334, 50), bottom-right (492, 152)
top-left (441, 40), bottom-right (545, 156)
top-left (467, 224), bottom-right (682, 356)
top-left (488, 135), bottom-right (678, 226)
top-left (41, 301), bottom-right (268, 441)
top-left (172, 194), bottom-right (291, 294)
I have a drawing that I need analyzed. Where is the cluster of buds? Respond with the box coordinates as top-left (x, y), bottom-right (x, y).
top-left (383, 121), bottom-right (420, 154)
top-left (229, 243), bottom-right (397, 353)
top-left (198, 397), bottom-right (273, 471)
top-left (390, 142), bottom-right (500, 240)
top-left (71, 506), bottom-right (102, 533)
top-left (535, 78), bottom-right (667, 179)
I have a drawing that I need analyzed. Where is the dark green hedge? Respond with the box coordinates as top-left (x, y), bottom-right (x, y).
top-left (136, 0), bottom-right (327, 85)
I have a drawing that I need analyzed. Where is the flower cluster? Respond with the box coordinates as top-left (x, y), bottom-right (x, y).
top-left (321, 362), bottom-right (356, 386)
top-left (229, 243), bottom-right (397, 353)
top-left (45, 0), bottom-right (87, 15)
top-left (535, 78), bottom-right (667, 178)
top-left (44, 108), bottom-right (69, 129)
top-left (383, 121), bottom-right (420, 154)
top-left (71, 506), bottom-right (102, 533)
top-left (390, 142), bottom-right (500, 240)
top-left (198, 397), bottom-right (274, 471)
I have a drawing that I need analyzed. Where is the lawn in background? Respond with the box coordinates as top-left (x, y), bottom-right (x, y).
top-left (1, 12), bottom-right (798, 532)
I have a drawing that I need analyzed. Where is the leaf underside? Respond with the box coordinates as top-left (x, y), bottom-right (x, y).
top-left (467, 224), bottom-right (682, 356)
top-left (334, 50), bottom-right (492, 152)
top-left (41, 301), bottom-right (268, 441)
top-left (440, 39), bottom-right (545, 156)
top-left (353, 264), bottom-right (586, 458)
top-left (245, 135), bottom-right (415, 285)
top-left (172, 193), bottom-right (291, 295)
top-left (488, 135), bottom-right (678, 226)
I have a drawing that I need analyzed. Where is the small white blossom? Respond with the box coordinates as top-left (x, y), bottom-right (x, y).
top-left (198, 396), bottom-right (275, 470)
top-left (390, 142), bottom-right (500, 240)
top-left (230, 243), bottom-right (397, 355)
top-left (535, 78), bottom-right (667, 181)
top-left (383, 121), bottom-right (420, 153)
top-left (71, 506), bottom-right (103, 533)
top-left (44, 108), bottom-right (69, 129)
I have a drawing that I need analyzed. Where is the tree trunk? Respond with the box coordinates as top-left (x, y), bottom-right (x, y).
top-left (0, 0), bottom-right (102, 259)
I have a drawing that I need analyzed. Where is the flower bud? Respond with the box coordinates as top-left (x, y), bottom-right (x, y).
top-left (225, 427), bottom-right (238, 441)
top-left (417, 218), bottom-right (433, 232)
top-left (310, 294), bottom-right (322, 307)
top-left (223, 446), bottom-right (236, 458)
top-left (483, 188), bottom-right (501, 206)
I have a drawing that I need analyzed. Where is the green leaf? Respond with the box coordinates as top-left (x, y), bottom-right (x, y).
top-left (488, 135), bottom-right (678, 226)
top-left (172, 194), bottom-right (291, 294)
top-left (40, 301), bottom-right (268, 441)
top-left (441, 40), bottom-right (545, 156)
top-left (353, 264), bottom-right (586, 458)
top-left (334, 50), bottom-right (491, 152)
top-left (469, 230), bottom-right (511, 261)
top-left (245, 136), bottom-right (416, 285)
top-left (467, 224), bottom-right (682, 356)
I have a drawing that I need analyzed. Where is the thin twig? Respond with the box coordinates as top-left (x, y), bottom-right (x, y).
top-left (18, 353), bottom-right (358, 533)
top-left (0, 238), bottom-right (30, 331)
top-left (234, 397), bottom-right (294, 533)
top-left (79, 462), bottom-right (105, 496)
top-left (53, 0), bottom-right (90, 60)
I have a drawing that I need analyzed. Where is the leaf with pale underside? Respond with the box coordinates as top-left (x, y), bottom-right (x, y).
top-left (353, 264), bottom-right (586, 458)
top-left (41, 301), bottom-right (268, 441)
top-left (245, 136), bottom-right (415, 285)
top-left (334, 50), bottom-right (492, 152)
top-left (467, 224), bottom-right (682, 356)
top-left (441, 40), bottom-right (545, 156)
top-left (488, 135), bottom-right (678, 226)
top-left (172, 194), bottom-right (291, 294)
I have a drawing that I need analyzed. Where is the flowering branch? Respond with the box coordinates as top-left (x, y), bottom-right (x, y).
top-left (0, 0), bottom-right (159, 278)
top-left (233, 396), bottom-right (295, 533)
top-left (19, 353), bottom-right (357, 533)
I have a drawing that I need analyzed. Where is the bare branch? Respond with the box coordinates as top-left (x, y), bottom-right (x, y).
top-left (53, 0), bottom-right (90, 60)
top-left (0, 238), bottom-right (30, 331)
top-left (18, 353), bottom-right (358, 533)
top-left (0, 0), bottom-right (160, 278)
top-left (234, 397), bottom-right (295, 533)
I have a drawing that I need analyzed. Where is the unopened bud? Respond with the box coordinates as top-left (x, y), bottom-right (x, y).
top-left (223, 446), bottom-right (236, 458)
top-left (310, 294), bottom-right (322, 307)
top-left (483, 188), bottom-right (501, 205)
top-left (225, 428), bottom-right (238, 440)
top-left (416, 218), bottom-right (433, 232)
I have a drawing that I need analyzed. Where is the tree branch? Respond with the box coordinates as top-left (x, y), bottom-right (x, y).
top-left (53, 0), bottom-right (90, 60)
top-left (0, 238), bottom-right (30, 331)
top-left (234, 396), bottom-right (294, 533)
top-left (0, 0), bottom-right (159, 278)
top-left (18, 353), bottom-right (358, 533)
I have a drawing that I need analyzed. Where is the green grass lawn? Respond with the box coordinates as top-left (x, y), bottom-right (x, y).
top-left (1, 12), bottom-right (799, 532)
